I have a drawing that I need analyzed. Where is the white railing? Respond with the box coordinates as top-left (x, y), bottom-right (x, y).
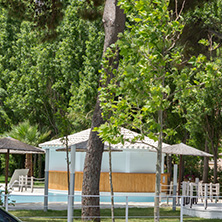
top-left (1, 189), bottom-right (222, 221)
top-left (181, 181), bottom-right (220, 208)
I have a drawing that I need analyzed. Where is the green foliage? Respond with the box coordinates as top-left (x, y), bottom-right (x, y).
top-left (0, 1), bottom-right (104, 136)
top-left (173, 41), bottom-right (222, 181)
top-left (0, 0), bottom-right (65, 40)
top-left (2, 120), bottom-right (51, 146)
top-left (178, 0), bottom-right (222, 59)
top-left (98, 0), bottom-right (184, 143)
top-left (0, 0), bottom-right (104, 40)
top-left (174, 52), bottom-right (222, 149)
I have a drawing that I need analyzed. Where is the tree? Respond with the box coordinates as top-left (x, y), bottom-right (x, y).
top-left (170, 0), bottom-right (222, 184)
top-left (0, 1), bottom-right (125, 220)
top-left (175, 52), bottom-right (222, 183)
top-left (81, 1), bottom-right (125, 220)
top-left (0, 1), bottom-right (104, 136)
top-left (97, 1), bottom-right (184, 221)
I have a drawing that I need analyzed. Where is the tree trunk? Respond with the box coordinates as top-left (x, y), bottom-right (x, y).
top-left (81, 1), bottom-right (125, 221)
top-left (154, 110), bottom-right (163, 222)
top-left (38, 154), bottom-right (42, 178)
top-left (178, 155), bottom-right (183, 194)
top-left (34, 154), bottom-right (37, 177)
top-left (25, 154), bottom-right (33, 176)
top-left (166, 154), bottom-right (172, 182)
top-left (203, 138), bottom-right (209, 183)
top-left (213, 148), bottom-right (218, 184)
top-left (210, 139), bottom-right (218, 184)
top-left (81, 99), bottom-right (105, 221)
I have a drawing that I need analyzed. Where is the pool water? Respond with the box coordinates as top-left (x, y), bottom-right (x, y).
top-left (7, 192), bottom-right (155, 204)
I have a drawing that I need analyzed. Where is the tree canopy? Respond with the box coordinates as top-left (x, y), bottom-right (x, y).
top-left (0, 1), bottom-right (104, 136)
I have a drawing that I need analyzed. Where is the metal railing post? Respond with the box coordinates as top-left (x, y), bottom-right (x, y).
top-left (125, 196), bottom-right (128, 222)
top-left (173, 164), bottom-right (178, 211)
top-left (5, 194), bottom-right (8, 212)
top-left (67, 194), bottom-right (73, 222)
top-left (180, 196), bottom-right (183, 222)
top-left (44, 148), bottom-right (50, 212)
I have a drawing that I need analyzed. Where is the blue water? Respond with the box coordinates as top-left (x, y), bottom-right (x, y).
top-left (7, 193), bottom-right (154, 204)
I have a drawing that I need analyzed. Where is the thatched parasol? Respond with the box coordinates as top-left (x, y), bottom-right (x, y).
top-left (162, 143), bottom-right (213, 193)
top-left (0, 137), bottom-right (45, 195)
top-left (162, 143), bottom-right (213, 157)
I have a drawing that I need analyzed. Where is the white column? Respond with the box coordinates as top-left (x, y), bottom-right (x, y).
top-left (125, 151), bottom-right (130, 173)
top-left (172, 164), bottom-right (178, 211)
top-left (125, 196), bottom-right (128, 222)
top-left (44, 148), bottom-right (50, 212)
top-left (161, 154), bottom-right (165, 173)
top-left (68, 145), bottom-right (76, 222)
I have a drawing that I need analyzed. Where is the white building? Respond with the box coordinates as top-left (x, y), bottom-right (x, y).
top-left (39, 128), bottom-right (169, 192)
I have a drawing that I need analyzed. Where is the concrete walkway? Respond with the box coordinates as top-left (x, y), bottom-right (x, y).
top-left (184, 201), bottom-right (222, 219)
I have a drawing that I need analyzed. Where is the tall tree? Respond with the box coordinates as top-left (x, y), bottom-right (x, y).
top-left (81, 1), bottom-right (125, 220)
top-left (0, 1), bottom-right (124, 220)
top-left (97, 1), bottom-right (184, 221)
top-left (0, 1), bottom-right (104, 136)
top-left (176, 52), bottom-right (222, 183)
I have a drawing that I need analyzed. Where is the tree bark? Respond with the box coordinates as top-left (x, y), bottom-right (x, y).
top-left (81, 98), bottom-right (105, 221)
top-left (38, 154), bottom-right (42, 178)
top-left (34, 154), bottom-right (37, 177)
top-left (166, 154), bottom-right (172, 182)
top-left (203, 138), bottom-right (209, 183)
top-left (209, 137), bottom-right (218, 183)
top-left (213, 144), bottom-right (218, 184)
top-left (25, 154), bottom-right (33, 176)
top-left (81, 1), bottom-right (125, 221)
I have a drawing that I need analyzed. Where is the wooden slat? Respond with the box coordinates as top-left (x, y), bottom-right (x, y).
top-left (49, 171), bottom-right (169, 192)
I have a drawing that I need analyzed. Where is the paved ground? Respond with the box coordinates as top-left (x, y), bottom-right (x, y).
top-left (183, 201), bottom-right (222, 219)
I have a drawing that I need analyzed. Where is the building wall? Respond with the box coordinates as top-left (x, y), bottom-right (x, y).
top-left (49, 171), bottom-right (169, 192)
top-left (48, 147), bottom-right (167, 192)
top-left (49, 148), bottom-right (162, 173)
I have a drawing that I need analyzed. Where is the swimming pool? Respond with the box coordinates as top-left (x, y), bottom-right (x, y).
top-left (6, 192), bottom-right (155, 204)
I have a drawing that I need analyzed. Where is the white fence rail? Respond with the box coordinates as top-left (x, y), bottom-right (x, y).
top-left (1, 183), bottom-right (221, 221)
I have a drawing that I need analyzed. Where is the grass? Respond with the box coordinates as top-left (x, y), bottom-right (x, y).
top-left (0, 175), bottom-right (8, 183)
top-left (9, 208), bottom-right (222, 222)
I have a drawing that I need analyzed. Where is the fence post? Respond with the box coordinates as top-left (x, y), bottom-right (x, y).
top-left (67, 145), bottom-right (76, 222)
top-left (172, 164), bottom-right (178, 211)
top-left (125, 196), bottom-right (128, 222)
top-left (44, 148), bottom-right (50, 212)
top-left (67, 195), bottom-right (73, 222)
top-left (5, 193), bottom-right (8, 212)
top-left (180, 196), bottom-right (183, 222)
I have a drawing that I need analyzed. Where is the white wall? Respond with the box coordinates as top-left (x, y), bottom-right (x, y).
top-left (101, 150), bottom-right (158, 173)
top-left (48, 148), bottom-right (164, 173)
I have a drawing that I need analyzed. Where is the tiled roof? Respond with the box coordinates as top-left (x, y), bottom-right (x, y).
top-left (39, 128), bottom-right (169, 151)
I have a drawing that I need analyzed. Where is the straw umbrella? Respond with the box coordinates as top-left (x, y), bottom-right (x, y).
top-left (0, 137), bottom-right (45, 196)
top-left (162, 142), bottom-right (213, 193)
